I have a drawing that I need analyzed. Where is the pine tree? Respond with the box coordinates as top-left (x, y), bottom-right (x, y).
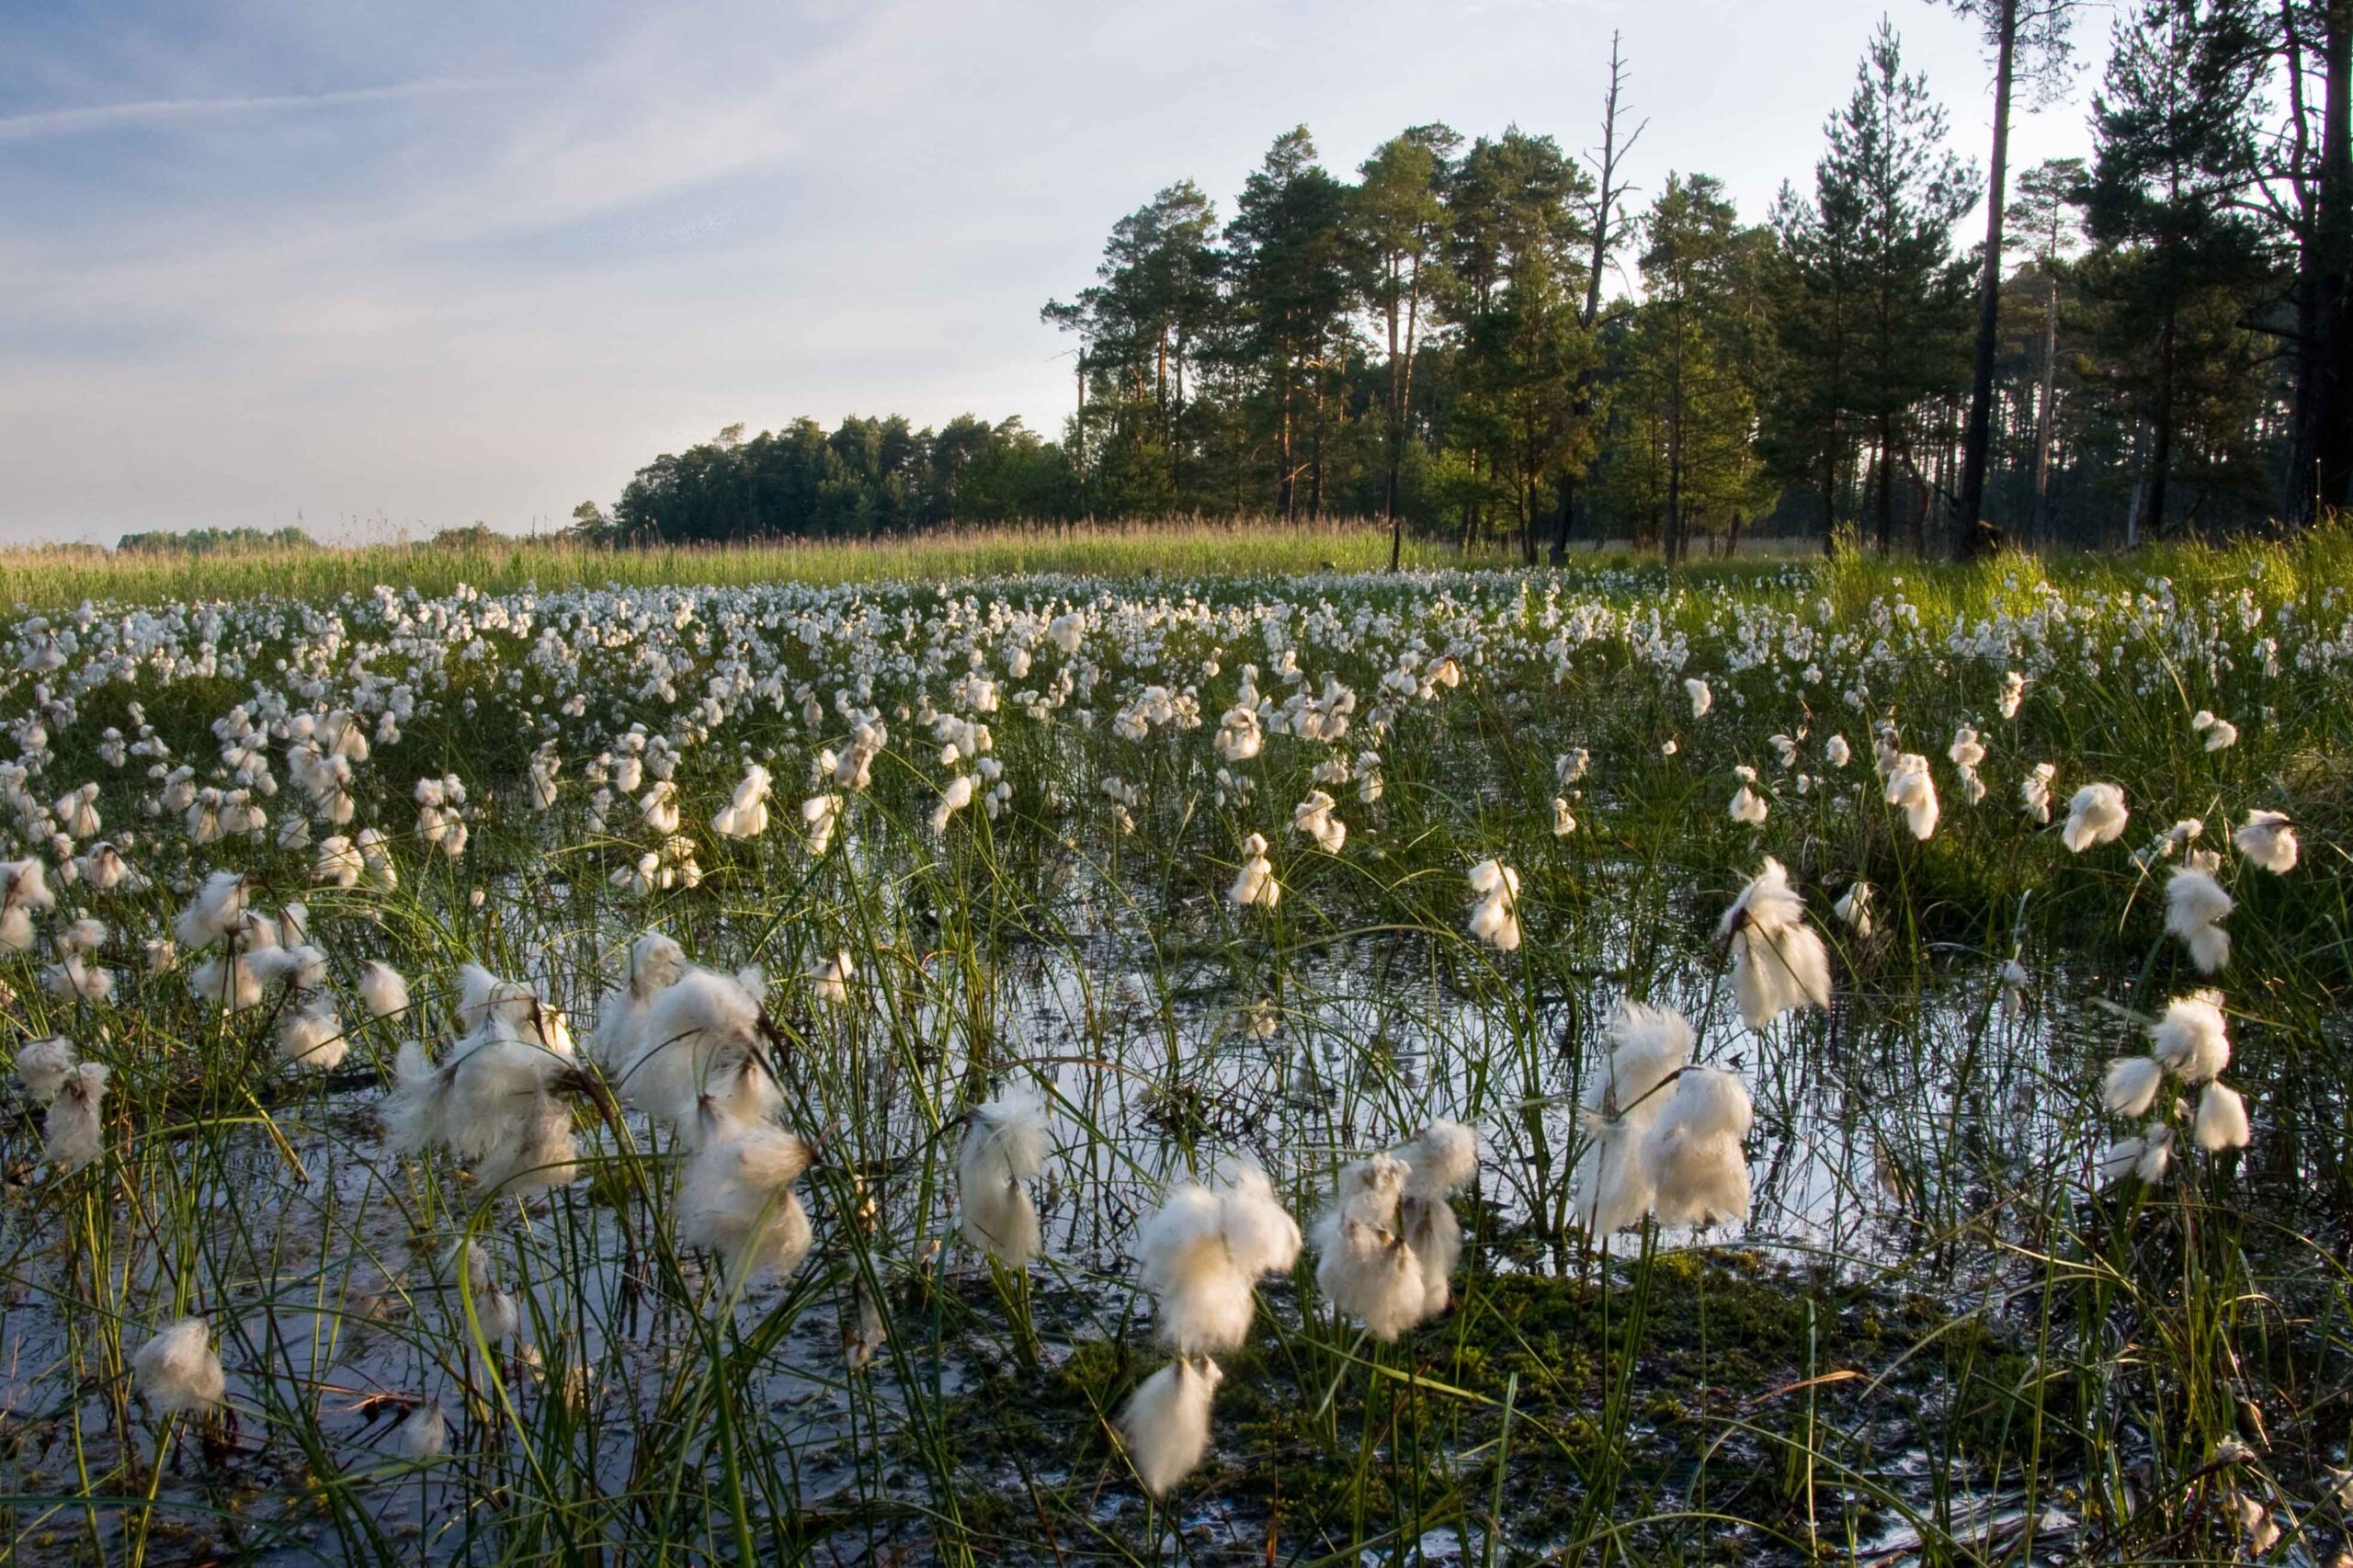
top-left (2083, 0), bottom-right (2274, 539)
top-left (1441, 129), bottom-right (1595, 562)
top-left (1618, 175), bottom-right (1773, 561)
top-left (1229, 129), bottom-right (1355, 521)
top-left (1352, 125), bottom-right (1461, 563)
top-left (1813, 22), bottom-right (1979, 552)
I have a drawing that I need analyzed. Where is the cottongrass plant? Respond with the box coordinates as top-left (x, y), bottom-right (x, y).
top-left (1717, 858), bottom-right (1832, 1030)
top-left (1573, 1000), bottom-right (1694, 1236)
top-left (0, 530), bottom-right (2346, 1561)
top-left (131, 1318), bottom-right (225, 1420)
top-left (1312, 1119), bottom-right (1478, 1340)
top-left (1118, 1165), bottom-right (1302, 1495)
top-left (956, 1085), bottom-right (1051, 1267)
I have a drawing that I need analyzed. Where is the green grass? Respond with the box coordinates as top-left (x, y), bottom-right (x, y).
top-left (0, 519), bottom-right (1447, 607)
top-left (0, 518), bottom-right (1863, 609)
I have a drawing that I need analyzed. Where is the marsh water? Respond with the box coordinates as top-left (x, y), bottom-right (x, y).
top-left (2, 866), bottom-right (2222, 1566)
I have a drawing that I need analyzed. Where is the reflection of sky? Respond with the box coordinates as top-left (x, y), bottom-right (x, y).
top-left (0, 0), bottom-right (2102, 545)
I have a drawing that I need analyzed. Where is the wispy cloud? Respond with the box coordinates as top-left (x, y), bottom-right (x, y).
top-left (0, 77), bottom-right (493, 142)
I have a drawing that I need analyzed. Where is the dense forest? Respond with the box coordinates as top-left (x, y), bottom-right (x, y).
top-left (586, 0), bottom-right (2353, 559)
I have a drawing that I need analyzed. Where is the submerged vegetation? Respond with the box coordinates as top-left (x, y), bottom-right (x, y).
top-left (0, 525), bottom-right (2348, 1563)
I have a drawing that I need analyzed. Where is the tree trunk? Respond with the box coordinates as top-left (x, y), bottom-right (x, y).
top-left (1461, 449), bottom-right (1480, 553)
top-left (1820, 435), bottom-right (1840, 557)
top-left (2144, 309), bottom-right (2179, 540)
top-left (1876, 419), bottom-right (1896, 554)
top-left (1397, 260), bottom-right (1426, 567)
top-left (1309, 376), bottom-right (1325, 519)
top-left (2030, 272), bottom-right (2059, 547)
top-left (1554, 29), bottom-right (1635, 567)
top-left (1277, 359), bottom-right (1295, 522)
top-left (1955, 3), bottom-right (2017, 558)
top-left (1665, 390), bottom-right (1685, 562)
top-left (2290, 3), bottom-right (2353, 525)
top-left (1385, 256), bottom-right (1404, 566)
top-left (1074, 352), bottom-right (1088, 517)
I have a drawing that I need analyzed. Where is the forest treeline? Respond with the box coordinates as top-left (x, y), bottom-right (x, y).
top-left (584, 0), bottom-right (2353, 560)
top-left (116, 527), bottom-right (318, 556)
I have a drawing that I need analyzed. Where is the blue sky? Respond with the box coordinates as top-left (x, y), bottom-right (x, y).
top-left (0, 0), bottom-right (2106, 545)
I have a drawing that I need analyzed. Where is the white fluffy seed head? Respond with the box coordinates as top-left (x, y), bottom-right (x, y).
top-left (2234, 810), bottom-right (2298, 874)
top-left (620, 966), bottom-right (779, 1138)
top-left (2102, 1055), bottom-right (2164, 1118)
top-left (2164, 867), bottom-right (2234, 974)
top-left (2063, 782), bottom-right (2130, 853)
top-left (1596, 1000), bottom-right (1692, 1117)
top-left (1117, 1356), bottom-right (1222, 1497)
top-left (1640, 1068), bottom-right (1754, 1228)
top-left (2192, 1081), bottom-right (2252, 1153)
top-left (1135, 1167), bottom-right (1301, 1356)
top-left (1309, 1154), bottom-right (1422, 1339)
top-left (397, 1399), bottom-right (448, 1460)
top-left (1395, 1119), bottom-right (1477, 1199)
top-left (43, 1062), bottom-right (108, 1169)
top-left (358, 960), bottom-right (411, 1019)
top-left (957, 1086), bottom-right (1051, 1267)
top-left (1573, 1000), bottom-right (1697, 1239)
top-left (1722, 861), bottom-right (1831, 1030)
top-left (1882, 755), bottom-right (1939, 839)
top-left (173, 869), bottom-right (249, 950)
top-left (2148, 990), bottom-right (2231, 1084)
top-left (132, 1317), bottom-right (225, 1416)
top-left (278, 998), bottom-right (348, 1070)
top-left (679, 1121), bottom-right (816, 1289)
top-left (475, 1284), bottom-right (522, 1346)
top-left (16, 1035), bottom-right (78, 1103)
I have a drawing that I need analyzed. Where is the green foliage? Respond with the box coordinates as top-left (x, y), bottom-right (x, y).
top-left (601, 415), bottom-right (1077, 544)
top-left (114, 526), bottom-right (317, 555)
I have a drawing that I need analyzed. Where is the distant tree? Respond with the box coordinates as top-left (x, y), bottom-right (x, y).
top-left (1765, 178), bottom-right (1862, 553)
top-left (1618, 175), bottom-right (1775, 561)
top-left (1557, 30), bottom-right (1645, 562)
top-left (1778, 23), bottom-right (1979, 554)
top-left (1943, 0), bottom-right (2082, 556)
top-left (1043, 181), bottom-right (1223, 506)
top-left (2009, 156), bottom-right (2088, 540)
top-left (2244, 0), bottom-right (2353, 527)
top-left (1352, 124), bottom-right (1461, 564)
top-left (116, 526), bottom-right (316, 555)
top-left (2082, 0), bottom-right (2275, 539)
top-left (568, 501), bottom-right (613, 541)
top-left (608, 415), bottom-right (1080, 542)
top-left (1442, 128), bottom-right (1596, 562)
top-left (1228, 128), bottom-right (1356, 521)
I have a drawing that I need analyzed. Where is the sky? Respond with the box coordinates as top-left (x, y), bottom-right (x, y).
top-left (0, 0), bottom-right (2111, 547)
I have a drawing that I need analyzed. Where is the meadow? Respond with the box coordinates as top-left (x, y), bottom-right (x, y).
top-left (0, 521), bottom-right (2348, 1565)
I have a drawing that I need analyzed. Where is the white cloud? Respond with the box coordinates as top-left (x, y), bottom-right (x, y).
top-left (0, 78), bottom-right (494, 142)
